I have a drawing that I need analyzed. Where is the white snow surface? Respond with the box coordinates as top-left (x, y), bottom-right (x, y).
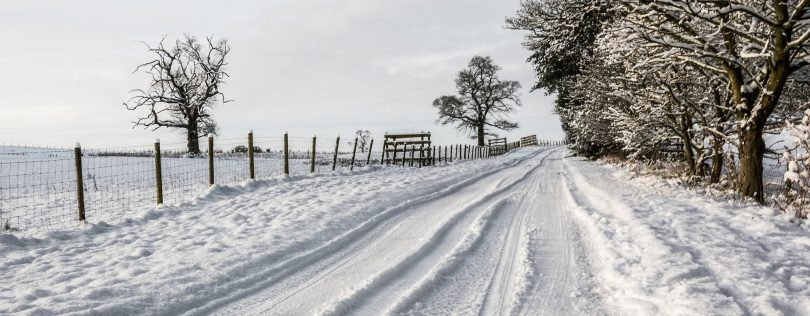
top-left (2, 147), bottom-right (810, 315)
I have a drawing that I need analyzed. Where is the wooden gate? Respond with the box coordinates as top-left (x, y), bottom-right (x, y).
top-left (520, 135), bottom-right (538, 147)
top-left (489, 138), bottom-right (507, 156)
top-left (382, 132), bottom-right (432, 166)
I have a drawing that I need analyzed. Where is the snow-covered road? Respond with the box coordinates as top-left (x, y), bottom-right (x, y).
top-left (4, 146), bottom-right (810, 315)
top-left (206, 147), bottom-right (600, 316)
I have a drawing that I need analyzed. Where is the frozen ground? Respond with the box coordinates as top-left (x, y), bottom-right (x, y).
top-left (1, 146), bottom-right (810, 315)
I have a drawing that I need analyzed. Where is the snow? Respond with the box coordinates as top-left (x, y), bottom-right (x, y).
top-left (568, 159), bottom-right (810, 315)
top-left (2, 147), bottom-right (810, 315)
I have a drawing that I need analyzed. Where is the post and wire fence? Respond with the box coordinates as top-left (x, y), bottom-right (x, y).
top-left (0, 133), bottom-right (561, 232)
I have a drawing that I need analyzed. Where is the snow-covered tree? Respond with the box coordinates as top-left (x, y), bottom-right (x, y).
top-left (507, 0), bottom-right (614, 154)
top-left (614, 0), bottom-right (810, 201)
top-left (782, 109), bottom-right (810, 218)
top-left (511, 0), bottom-right (810, 202)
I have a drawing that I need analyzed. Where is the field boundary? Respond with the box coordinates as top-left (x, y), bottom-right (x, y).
top-left (0, 133), bottom-right (563, 232)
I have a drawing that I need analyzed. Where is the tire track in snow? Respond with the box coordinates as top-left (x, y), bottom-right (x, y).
top-left (360, 150), bottom-right (557, 315)
top-left (296, 149), bottom-right (557, 315)
top-left (560, 158), bottom-right (743, 315)
top-left (198, 148), bottom-right (555, 315)
top-left (490, 148), bottom-right (576, 316)
top-left (383, 148), bottom-right (571, 315)
top-left (388, 148), bottom-right (594, 316)
top-left (478, 152), bottom-right (550, 316)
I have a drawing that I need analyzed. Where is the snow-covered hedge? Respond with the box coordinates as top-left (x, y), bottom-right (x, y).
top-left (780, 110), bottom-right (810, 218)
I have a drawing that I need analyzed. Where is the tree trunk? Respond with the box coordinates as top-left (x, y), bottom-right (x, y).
top-left (187, 117), bottom-right (201, 155)
top-left (738, 128), bottom-right (765, 202)
top-left (710, 135), bottom-right (724, 183)
top-left (682, 140), bottom-right (696, 175)
top-left (476, 124), bottom-right (485, 146)
top-left (680, 114), bottom-right (696, 175)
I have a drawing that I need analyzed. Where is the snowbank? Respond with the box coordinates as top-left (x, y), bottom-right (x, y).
top-left (564, 157), bottom-right (810, 315)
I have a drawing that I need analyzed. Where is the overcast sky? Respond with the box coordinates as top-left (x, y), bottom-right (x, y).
top-left (0, 0), bottom-right (561, 149)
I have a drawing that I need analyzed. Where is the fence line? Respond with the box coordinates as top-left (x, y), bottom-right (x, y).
top-left (0, 133), bottom-right (562, 232)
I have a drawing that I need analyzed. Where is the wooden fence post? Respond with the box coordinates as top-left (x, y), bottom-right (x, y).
top-left (332, 136), bottom-right (340, 171)
top-left (248, 130), bottom-right (255, 180)
top-left (433, 146), bottom-right (437, 166)
top-left (350, 137), bottom-right (358, 171)
top-left (392, 142), bottom-right (398, 166)
top-left (154, 139), bottom-right (163, 205)
top-left (283, 132), bottom-right (290, 175)
top-left (208, 134), bottom-right (215, 186)
top-left (310, 135), bottom-right (317, 174)
top-left (444, 146), bottom-right (448, 163)
top-left (409, 146), bottom-right (415, 167)
top-left (402, 145), bottom-right (408, 166)
top-left (381, 139), bottom-right (387, 165)
top-left (402, 145), bottom-right (407, 166)
top-left (366, 139), bottom-right (374, 165)
top-left (74, 143), bottom-right (86, 222)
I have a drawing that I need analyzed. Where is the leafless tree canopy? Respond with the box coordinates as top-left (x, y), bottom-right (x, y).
top-left (124, 35), bottom-right (230, 154)
top-left (356, 130), bottom-right (371, 152)
top-left (433, 56), bottom-right (522, 146)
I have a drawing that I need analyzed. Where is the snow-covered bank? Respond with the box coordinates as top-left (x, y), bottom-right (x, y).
top-left (563, 157), bottom-right (810, 315)
top-left (5, 147), bottom-right (810, 315)
top-left (1, 148), bottom-right (573, 315)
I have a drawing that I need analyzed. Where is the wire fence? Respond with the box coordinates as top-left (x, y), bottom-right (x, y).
top-left (762, 153), bottom-right (790, 198)
top-left (0, 134), bottom-right (556, 233)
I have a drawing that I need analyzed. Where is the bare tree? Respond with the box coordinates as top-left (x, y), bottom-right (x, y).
top-left (433, 56), bottom-right (522, 146)
top-left (124, 35), bottom-right (231, 154)
top-left (356, 130), bottom-right (371, 153)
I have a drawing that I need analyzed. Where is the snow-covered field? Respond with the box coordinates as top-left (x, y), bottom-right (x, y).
top-left (0, 143), bottom-right (371, 232)
top-left (2, 146), bottom-right (809, 315)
